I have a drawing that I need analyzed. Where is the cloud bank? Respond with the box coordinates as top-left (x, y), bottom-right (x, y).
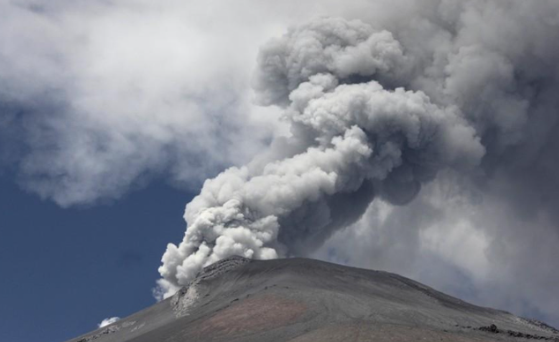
top-left (0, 0), bottom-right (296, 206)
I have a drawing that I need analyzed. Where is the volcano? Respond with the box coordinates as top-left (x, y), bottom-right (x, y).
top-left (68, 257), bottom-right (559, 342)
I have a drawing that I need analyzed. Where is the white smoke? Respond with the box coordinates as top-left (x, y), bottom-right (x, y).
top-left (98, 317), bottom-right (120, 328)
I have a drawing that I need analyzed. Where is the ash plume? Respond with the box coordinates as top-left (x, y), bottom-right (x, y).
top-left (158, 0), bottom-right (559, 299)
top-left (158, 15), bottom-right (476, 296)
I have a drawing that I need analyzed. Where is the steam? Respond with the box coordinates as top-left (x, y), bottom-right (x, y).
top-left (157, 16), bottom-right (488, 297)
top-left (98, 317), bottom-right (120, 328)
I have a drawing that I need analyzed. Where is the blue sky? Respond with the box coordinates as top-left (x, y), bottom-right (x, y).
top-left (0, 174), bottom-right (193, 342)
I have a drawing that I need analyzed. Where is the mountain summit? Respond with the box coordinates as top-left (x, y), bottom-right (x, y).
top-left (68, 257), bottom-right (559, 342)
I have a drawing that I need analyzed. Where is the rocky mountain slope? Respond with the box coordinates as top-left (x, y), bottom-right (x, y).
top-left (68, 257), bottom-right (559, 342)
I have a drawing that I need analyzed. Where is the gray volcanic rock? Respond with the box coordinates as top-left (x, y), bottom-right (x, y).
top-left (68, 257), bottom-right (559, 342)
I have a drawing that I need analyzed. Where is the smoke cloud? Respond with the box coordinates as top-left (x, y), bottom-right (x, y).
top-left (158, 1), bottom-right (559, 309)
top-left (159, 14), bottom-right (478, 295)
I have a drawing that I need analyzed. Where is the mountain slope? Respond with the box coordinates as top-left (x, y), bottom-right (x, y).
top-left (68, 257), bottom-right (559, 342)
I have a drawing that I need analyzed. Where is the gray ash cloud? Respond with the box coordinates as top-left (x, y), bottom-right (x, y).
top-left (158, 1), bottom-right (559, 301)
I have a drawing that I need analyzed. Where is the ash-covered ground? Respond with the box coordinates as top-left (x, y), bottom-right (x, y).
top-left (69, 257), bottom-right (559, 342)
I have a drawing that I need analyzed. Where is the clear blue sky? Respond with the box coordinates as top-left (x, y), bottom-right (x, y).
top-left (0, 174), bottom-right (193, 342)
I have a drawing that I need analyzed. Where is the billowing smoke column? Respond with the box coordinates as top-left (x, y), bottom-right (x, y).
top-left (158, 0), bottom-right (559, 298)
top-left (157, 17), bottom-right (486, 297)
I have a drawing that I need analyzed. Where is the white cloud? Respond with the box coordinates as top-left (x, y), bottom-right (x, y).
top-left (0, 0), bottom-right (292, 206)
